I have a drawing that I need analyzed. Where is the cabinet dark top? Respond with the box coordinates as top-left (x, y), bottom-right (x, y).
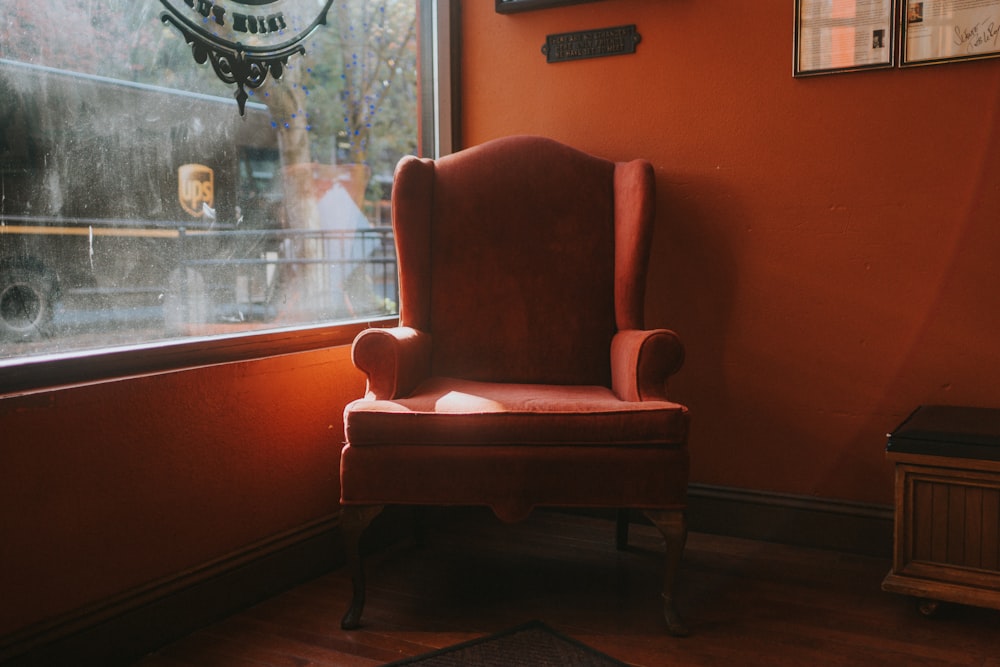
top-left (888, 405), bottom-right (1000, 461)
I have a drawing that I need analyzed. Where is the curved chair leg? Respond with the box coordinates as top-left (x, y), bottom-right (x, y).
top-left (340, 504), bottom-right (384, 630)
top-left (615, 508), bottom-right (630, 550)
top-left (644, 509), bottom-right (690, 637)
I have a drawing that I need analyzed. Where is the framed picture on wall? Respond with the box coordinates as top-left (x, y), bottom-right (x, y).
top-left (901, 0), bottom-right (1000, 66)
top-left (794, 0), bottom-right (897, 75)
top-left (496, 0), bottom-right (604, 13)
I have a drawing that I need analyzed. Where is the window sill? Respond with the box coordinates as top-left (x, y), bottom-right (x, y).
top-left (0, 317), bottom-right (396, 398)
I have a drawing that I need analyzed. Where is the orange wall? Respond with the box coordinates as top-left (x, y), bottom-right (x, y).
top-left (461, 0), bottom-right (1000, 505)
top-left (0, 347), bottom-right (363, 638)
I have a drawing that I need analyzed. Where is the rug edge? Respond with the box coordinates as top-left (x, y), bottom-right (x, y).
top-left (378, 619), bottom-right (631, 667)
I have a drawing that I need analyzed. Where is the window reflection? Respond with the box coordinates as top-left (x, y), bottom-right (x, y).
top-left (0, 1), bottom-right (416, 359)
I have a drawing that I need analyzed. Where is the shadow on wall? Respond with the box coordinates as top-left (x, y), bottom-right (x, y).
top-left (646, 171), bottom-right (739, 480)
top-left (647, 172), bottom-right (893, 503)
top-left (859, 101), bottom-right (1000, 444)
top-left (648, 123), bottom-right (1000, 505)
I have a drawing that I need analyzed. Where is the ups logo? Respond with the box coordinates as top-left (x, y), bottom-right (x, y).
top-left (178, 164), bottom-right (215, 217)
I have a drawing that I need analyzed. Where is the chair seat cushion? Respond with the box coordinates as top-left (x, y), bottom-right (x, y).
top-left (344, 376), bottom-right (688, 447)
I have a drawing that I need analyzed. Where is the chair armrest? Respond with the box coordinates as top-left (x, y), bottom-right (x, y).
top-left (611, 329), bottom-right (685, 402)
top-left (351, 326), bottom-right (432, 399)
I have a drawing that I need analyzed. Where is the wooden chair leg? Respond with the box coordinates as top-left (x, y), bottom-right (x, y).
top-left (340, 504), bottom-right (384, 630)
top-left (616, 508), bottom-right (630, 550)
top-left (412, 506), bottom-right (427, 547)
top-left (644, 508), bottom-right (690, 637)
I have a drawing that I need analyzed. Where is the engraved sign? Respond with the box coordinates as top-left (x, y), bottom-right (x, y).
top-left (160, 0), bottom-right (334, 114)
top-left (542, 25), bottom-right (641, 63)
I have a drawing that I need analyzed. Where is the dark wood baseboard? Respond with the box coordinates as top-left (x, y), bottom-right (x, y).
top-left (559, 484), bottom-right (893, 558)
top-left (1, 516), bottom-right (345, 667)
top-left (687, 483), bottom-right (893, 558)
top-left (1, 488), bottom-right (893, 665)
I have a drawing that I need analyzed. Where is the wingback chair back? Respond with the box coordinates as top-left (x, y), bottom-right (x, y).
top-left (339, 136), bottom-right (691, 637)
top-left (391, 135), bottom-right (651, 386)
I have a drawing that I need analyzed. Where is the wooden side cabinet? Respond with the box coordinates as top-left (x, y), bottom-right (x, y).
top-left (882, 405), bottom-right (1000, 614)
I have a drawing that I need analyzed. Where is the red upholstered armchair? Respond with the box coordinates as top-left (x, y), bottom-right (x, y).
top-left (339, 136), bottom-right (691, 635)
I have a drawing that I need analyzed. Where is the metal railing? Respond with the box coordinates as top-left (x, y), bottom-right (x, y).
top-left (172, 225), bottom-right (398, 324)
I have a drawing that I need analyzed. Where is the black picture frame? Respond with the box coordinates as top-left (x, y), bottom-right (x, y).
top-left (793, 0), bottom-right (896, 76)
top-left (496, 0), bottom-right (604, 14)
top-left (900, 0), bottom-right (1000, 67)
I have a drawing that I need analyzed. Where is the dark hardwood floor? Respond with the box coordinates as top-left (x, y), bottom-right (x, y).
top-left (133, 509), bottom-right (999, 666)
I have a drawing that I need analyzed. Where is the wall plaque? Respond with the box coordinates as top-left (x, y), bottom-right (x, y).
top-left (496, 0), bottom-right (604, 13)
top-left (160, 0), bottom-right (334, 114)
top-left (541, 25), bottom-right (641, 63)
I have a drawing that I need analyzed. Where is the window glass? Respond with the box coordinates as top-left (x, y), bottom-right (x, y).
top-left (0, 0), bottom-right (417, 360)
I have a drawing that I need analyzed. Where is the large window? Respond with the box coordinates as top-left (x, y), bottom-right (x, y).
top-left (0, 0), bottom-right (445, 368)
